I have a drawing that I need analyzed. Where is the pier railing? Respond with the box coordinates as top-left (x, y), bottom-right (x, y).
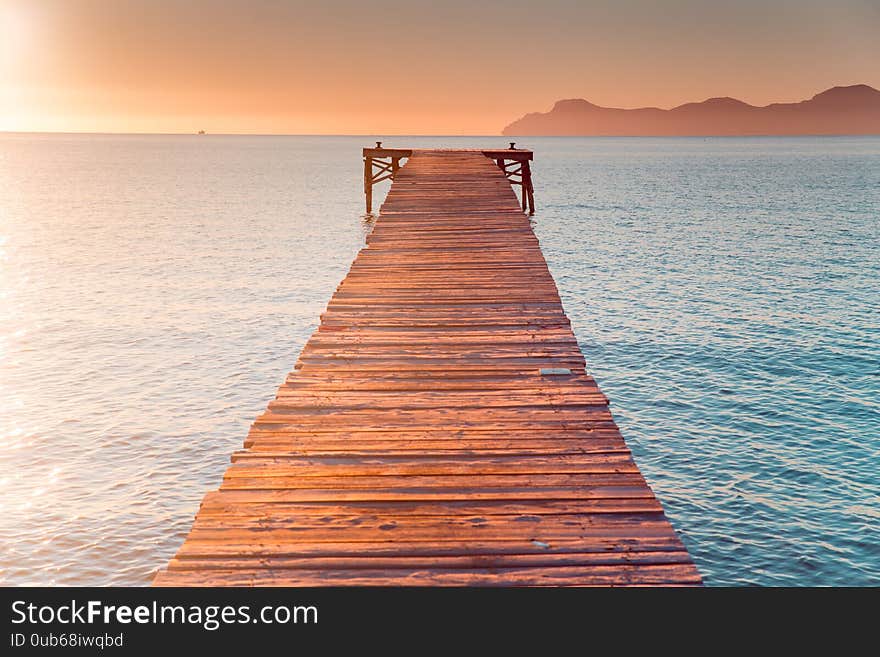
top-left (363, 142), bottom-right (535, 214)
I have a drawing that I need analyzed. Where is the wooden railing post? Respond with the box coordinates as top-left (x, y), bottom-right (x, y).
top-left (364, 156), bottom-right (373, 213)
top-left (523, 160), bottom-right (535, 215)
top-left (362, 147), bottom-right (413, 213)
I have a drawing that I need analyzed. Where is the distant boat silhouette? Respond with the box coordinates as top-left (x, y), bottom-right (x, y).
top-left (197, 130), bottom-right (206, 135)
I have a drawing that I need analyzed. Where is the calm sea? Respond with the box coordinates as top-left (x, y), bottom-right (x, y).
top-left (0, 134), bottom-right (877, 586)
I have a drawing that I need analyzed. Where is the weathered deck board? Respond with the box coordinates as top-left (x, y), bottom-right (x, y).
top-left (153, 150), bottom-right (700, 586)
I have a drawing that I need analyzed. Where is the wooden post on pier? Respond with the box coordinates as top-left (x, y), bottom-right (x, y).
top-left (363, 155), bottom-right (373, 213)
top-left (523, 160), bottom-right (535, 214)
top-left (363, 142), bottom-right (412, 214)
top-left (486, 143), bottom-right (535, 215)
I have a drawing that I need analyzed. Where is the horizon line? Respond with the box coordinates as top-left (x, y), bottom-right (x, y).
top-left (0, 130), bottom-right (506, 138)
top-left (3, 130), bottom-right (880, 139)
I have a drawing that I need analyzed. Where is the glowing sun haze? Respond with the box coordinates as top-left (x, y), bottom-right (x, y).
top-left (1, 0), bottom-right (878, 134)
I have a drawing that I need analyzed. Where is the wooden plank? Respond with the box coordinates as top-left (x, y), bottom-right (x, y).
top-left (154, 564), bottom-right (701, 587)
top-left (153, 149), bottom-right (699, 587)
top-left (166, 550), bottom-right (693, 571)
top-left (195, 498), bottom-right (663, 516)
top-left (362, 148), bottom-right (413, 158)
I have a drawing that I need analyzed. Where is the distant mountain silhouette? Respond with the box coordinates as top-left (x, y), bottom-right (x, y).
top-left (502, 85), bottom-right (880, 136)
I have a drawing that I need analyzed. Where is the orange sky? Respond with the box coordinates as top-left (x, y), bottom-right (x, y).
top-left (1, 0), bottom-right (878, 134)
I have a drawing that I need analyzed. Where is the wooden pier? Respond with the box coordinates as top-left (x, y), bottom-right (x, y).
top-left (153, 148), bottom-right (700, 586)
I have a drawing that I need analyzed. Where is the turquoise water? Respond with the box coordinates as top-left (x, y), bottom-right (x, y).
top-left (0, 134), bottom-right (877, 585)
